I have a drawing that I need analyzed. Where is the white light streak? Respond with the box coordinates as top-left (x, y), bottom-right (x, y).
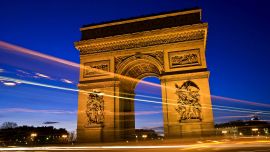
top-left (61, 78), bottom-right (73, 84)
top-left (1, 41), bottom-right (270, 109)
top-left (35, 72), bottom-right (50, 79)
top-left (1, 75), bottom-right (270, 117)
top-left (0, 140), bottom-right (269, 151)
top-left (3, 82), bottom-right (16, 86)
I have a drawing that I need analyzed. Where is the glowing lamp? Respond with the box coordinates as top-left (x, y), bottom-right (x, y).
top-left (142, 134), bottom-right (148, 138)
top-left (252, 128), bottom-right (258, 131)
top-left (221, 130), bottom-right (228, 134)
top-left (31, 133), bottom-right (37, 137)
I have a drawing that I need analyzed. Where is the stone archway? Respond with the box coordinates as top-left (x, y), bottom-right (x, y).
top-left (116, 54), bottom-right (163, 90)
top-left (75, 8), bottom-right (214, 142)
top-left (116, 55), bottom-right (164, 140)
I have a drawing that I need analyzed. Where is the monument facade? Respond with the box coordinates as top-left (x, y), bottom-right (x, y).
top-left (75, 8), bottom-right (214, 142)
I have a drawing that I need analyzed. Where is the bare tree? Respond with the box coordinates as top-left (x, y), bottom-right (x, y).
top-left (69, 131), bottom-right (77, 143)
top-left (0, 122), bottom-right (18, 129)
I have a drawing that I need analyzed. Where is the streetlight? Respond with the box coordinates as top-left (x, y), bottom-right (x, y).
top-left (221, 130), bottom-right (228, 134)
top-left (252, 128), bottom-right (259, 136)
top-left (30, 133), bottom-right (37, 137)
top-left (30, 133), bottom-right (37, 143)
top-left (142, 134), bottom-right (148, 139)
top-left (252, 128), bottom-right (258, 131)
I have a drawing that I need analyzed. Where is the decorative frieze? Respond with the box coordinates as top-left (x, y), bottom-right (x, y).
top-left (78, 81), bottom-right (119, 90)
top-left (169, 49), bottom-right (201, 68)
top-left (114, 51), bottom-right (164, 72)
top-left (83, 60), bottom-right (110, 78)
top-left (76, 30), bottom-right (205, 55)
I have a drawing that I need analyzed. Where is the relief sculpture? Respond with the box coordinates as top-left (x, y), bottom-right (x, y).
top-left (169, 49), bottom-right (201, 68)
top-left (175, 81), bottom-right (202, 122)
top-left (171, 53), bottom-right (198, 66)
top-left (83, 60), bottom-right (110, 78)
top-left (86, 91), bottom-right (104, 127)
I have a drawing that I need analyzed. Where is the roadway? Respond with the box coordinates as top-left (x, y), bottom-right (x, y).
top-left (1, 137), bottom-right (270, 151)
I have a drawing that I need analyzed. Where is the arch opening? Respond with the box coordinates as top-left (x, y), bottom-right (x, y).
top-left (117, 55), bottom-right (163, 92)
top-left (117, 56), bottom-right (164, 140)
top-left (134, 76), bottom-right (164, 139)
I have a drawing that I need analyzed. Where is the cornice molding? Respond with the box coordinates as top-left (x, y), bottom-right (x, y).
top-left (75, 24), bottom-right (207, 55)
top-left (160, 71), bottom-right (209, 82)
top-left (78, 81), bottom-right (119, 89)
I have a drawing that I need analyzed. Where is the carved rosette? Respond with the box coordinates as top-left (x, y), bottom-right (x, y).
top-left (85, 91), bottom-right (105, 127)
top-left (175, 81), bottom-right (202, 122)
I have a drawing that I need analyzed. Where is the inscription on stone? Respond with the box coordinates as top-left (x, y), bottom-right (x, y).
top-left (83, 60), bottom-right (110, 78)
top-left (169, 49), bottom-right (201, 68)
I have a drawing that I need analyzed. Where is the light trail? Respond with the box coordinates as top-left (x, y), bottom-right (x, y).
top-left (3, 70), bottom-right (269, 113)
top-left (0, 108), bottom-right (76, 114)
top-left (0, 41), bottom-right (80, 69)
top-left (0, 40), bottom-right (160, 88)
top-left (0, 145), bottom-right (190, 151)
top-left (1, 76), bottom-right (270, 117)
top-left (0, 139), bottom-right (269, 151)
top-left (0, 76), bottom-right (78, 92)
top-left (215, 115), bottom-right (253, 119)
top-left (212, 95), bottom-right (270, 108)
top-left (1, 40), bottom-right (270, 109)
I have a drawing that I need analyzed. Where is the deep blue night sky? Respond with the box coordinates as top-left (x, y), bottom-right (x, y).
top-left (1, 0), bottom-right (270, 132)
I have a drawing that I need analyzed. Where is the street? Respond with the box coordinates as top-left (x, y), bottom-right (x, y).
top-left (1, 137), bottom-right (270, 151)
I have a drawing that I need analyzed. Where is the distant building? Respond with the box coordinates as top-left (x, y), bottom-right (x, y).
top-left (215, 118), bottom-right (270, 137)
top-left (134, 129), bottom-right (163, 140)
top-left (0, 126), bottom-right (69, 146)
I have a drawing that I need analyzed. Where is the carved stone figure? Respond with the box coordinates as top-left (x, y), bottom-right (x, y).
top-left (86, 91), bottom-right (104, 126)
top-left (175, 81), bottom-right (202, 122)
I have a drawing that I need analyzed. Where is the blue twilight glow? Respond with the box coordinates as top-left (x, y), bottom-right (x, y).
top-left (1, 0), bottom-right (270, 132)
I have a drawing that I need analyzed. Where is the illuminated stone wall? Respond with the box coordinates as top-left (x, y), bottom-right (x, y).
top-left (75, 8), bottom-right (214, 142)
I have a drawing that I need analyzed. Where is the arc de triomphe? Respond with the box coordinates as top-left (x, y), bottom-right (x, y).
top-left (75, 8), bottom-right (214, 142)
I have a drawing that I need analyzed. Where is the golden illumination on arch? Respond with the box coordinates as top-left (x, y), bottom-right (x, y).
top-left (75, 8), bottom-right (213, 142)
